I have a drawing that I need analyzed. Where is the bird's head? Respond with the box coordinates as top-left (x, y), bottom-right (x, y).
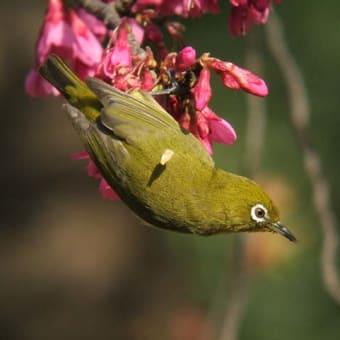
top-left (225, 175), bottom-right (296, 242)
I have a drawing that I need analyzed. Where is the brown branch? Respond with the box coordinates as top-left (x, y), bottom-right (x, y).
top-left (265, 13), bottom-right (340, 304)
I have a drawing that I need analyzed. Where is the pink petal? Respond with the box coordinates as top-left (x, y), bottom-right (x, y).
top-left (72, 60), bottom-right (97, 80)
top-left (196, 111), bottom-right (210, 139)
top-left (188, 0), bottom-right (219, 16)
top-left (71, 151), bottom-right (120, 200)
top-left (229, 0), bottom-right (279, 36)
top-left (228, 6), bottom-right (250, 36)
top-left (99, 179), bottom-right (120, 200)
top-left (36, 20), bottom-right (74, 64)
top-left (73, 32), bottom-right (103, 66)
top-left (102, 25), bottom-right (132, 79)
top-left (209, 118), bottom-right (237, 145)
top-left (200, 136), bottom-right (213, 155)
top-left (202, 106), bottom-right (237, 147)
top-left (249, 5), bottom-right (269, 24)
top-left (126, 18), bottom-right (145, 45)
top-left (145, 23), bottom-right (164, 43)
top-left (210, 59), bottom-right (268, 96)
top-left (155, 0), bottom-right (219, 17)
top-left (70, 11), bottom-right (103, 66)
top-left (225, 62), bottom-right (268, 96)
top-left (70, 150), bottom-right (89, 160)
top-left (252, 0), bottom-right (271, 11)
top-left (134, 0), bottom-right (163, 8)
top-left (71, 151), bottom-right (101, 178)
top-left (219, 72), bottom-right (242, 90)
top-left (192, 67), bottom-right (212, 110)
top-left (25, 68), bottom-right (59, 97)
top-left (175, 46), bottom-right (196, 71)
top-left (77, 8), bottom-right (107, 41)
top-left (141, 69), bottom-right (155, 91)
top-left (230, 0), bottom-right (247, 5)
top-left (86, 160), bottom-right (101, 178)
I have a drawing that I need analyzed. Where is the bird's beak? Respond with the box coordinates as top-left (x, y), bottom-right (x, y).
top-left (269, 222), bottom-right (297, 242)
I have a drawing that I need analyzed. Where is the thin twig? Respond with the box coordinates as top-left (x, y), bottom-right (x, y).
top-left (265, 13), bottom-right (340, 304)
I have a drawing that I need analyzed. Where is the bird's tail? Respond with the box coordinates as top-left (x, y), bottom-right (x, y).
top-left (39, 55), bottom-right (102, 122)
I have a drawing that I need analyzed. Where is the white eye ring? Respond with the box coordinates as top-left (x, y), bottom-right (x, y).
top-left (251, 204), bottom-right (268, 223)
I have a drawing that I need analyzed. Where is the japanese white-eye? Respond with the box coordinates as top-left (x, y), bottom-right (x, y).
top-left (39, 55), bottom-right (296, 242)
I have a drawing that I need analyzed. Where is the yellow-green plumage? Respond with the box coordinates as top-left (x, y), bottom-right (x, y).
top-left (39, 55), bottom-right (296, 241)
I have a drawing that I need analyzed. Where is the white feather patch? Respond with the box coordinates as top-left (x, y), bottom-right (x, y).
top-left (160, 149), bottom-right (174, 165)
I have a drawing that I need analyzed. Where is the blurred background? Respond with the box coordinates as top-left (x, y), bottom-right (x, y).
top-left (0, 0), bottom-right (339, 339)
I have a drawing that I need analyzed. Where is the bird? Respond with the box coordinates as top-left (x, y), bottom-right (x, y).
top-left (39, 54), bottom-right (296, 242)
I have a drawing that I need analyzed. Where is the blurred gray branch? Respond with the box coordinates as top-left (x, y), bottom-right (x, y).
top-left (265, 13), bottom-right (340, 305)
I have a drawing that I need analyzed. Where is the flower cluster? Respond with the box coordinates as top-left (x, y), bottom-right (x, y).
top-left (26, 0), bottom-right (106, 96)
top-left (157, 47), bottom-right (267, 154)
top-left (26, 0), bottom-right (275, 200)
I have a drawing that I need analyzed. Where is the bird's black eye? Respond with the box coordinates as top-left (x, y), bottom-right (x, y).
top-left (251, 204), bottom-right (268, 223)
top-left (255, 207), bottom-right (265, 218)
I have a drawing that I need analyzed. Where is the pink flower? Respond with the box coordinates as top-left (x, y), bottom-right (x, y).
top-left (72, 151), bottom-right (119, 200)
top-left (25, 0), bottom-right (103, 97)
top-left (229, 0), bottom-right (282, 36)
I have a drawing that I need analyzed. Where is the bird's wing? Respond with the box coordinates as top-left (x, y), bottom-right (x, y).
top-left (86, 78), bottom-right (214, 166)
top-left (86, 78), bottom-right (180, 137)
